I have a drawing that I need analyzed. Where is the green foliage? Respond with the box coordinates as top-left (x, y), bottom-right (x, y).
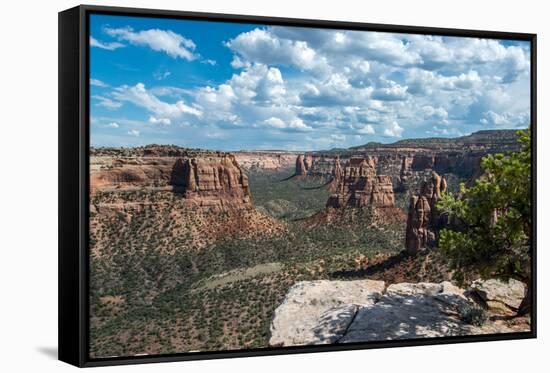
top-left (437, 128), bottom-right (531, 285)
top-left (247, 167), bottom-right (330, 220)
top-left (458, 303), bottom-right (487, 326)
top-left (89, 177), bottom-right (405, 357)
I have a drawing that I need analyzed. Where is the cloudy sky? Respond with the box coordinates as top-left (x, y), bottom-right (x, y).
top-left (90, 14), bottom-right (531, 151)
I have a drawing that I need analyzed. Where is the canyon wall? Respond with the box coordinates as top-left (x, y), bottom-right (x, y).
top-left (297, 151), bottom-right (482, 193)
top-left (89, 149), bottom-right (285, 255)
top-left (170, 154), bottom-right (252, 210)
top-left (234, 151), bottom-right (296, 171)
top-left (91, 151), bottom-right (253, 211)
top-left (294, 129), bottom-right (521, 192)
top-left (326, 157), bottom-right (396, 209)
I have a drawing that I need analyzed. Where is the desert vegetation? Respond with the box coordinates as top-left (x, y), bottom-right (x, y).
top-left (88, 129), bottom-right (531, 357)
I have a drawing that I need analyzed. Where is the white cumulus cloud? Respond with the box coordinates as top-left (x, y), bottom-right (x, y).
top-left (90, 36), bottom-right (124, 50)
top-left (383, 121), bottom-right (404, 137)
top-left (90, 78), bottom-right (108, 87)
top-left (113, 83), bottom-right (202, 119)
top-left (357, 124), bottom-right (375, 135)
top-left (226, 28), bottom-right (317, 70)
top-left (149, 116), bottom-right (171, 125)
top-left (92, 95), bottom-right (122, 110)
top-left (104, 27), bottom-right (198, 61)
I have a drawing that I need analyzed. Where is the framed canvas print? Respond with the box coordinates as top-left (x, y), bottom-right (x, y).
top-left (58, 5), bottom-right (537, 367)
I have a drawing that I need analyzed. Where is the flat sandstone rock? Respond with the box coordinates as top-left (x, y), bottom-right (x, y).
top-left (269, 280), bottom-right (385, 346)
top-left (270, 280), bottom-right (520, 346)
top-left (469, 278), bottom-right (526, 311)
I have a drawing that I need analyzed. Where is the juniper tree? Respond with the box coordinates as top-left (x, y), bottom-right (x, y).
top-left (437, 128), bottom-right (532, 315)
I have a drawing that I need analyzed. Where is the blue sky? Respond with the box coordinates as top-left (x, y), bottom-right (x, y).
top-left (90, 14), bottom-right (531, 151)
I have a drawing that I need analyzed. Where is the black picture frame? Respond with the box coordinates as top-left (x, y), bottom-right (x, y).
top-left (59, 4), bottom-right (537, 367)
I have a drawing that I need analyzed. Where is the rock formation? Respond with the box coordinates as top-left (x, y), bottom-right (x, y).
top-left (290, 130), bottom-right (520, 195)
top-left (295, 154), bottom-right (309, 176)
top-left (333, 156), bottom-right (343, 181)
top-left (398, 156), bottom-right (413, 191)
top-left (170, 154), bottom-right (252, 210)
top-left (326, 157), bottom-right (395, 209)
top-left (469, 278), bottom-right (526, 315)
top-left (269, 280), bottom-right (386, 346)
top-left (405, 172), bottom-right (447, 255)
top-left (327, 156), bottom-right (344, 193)
top-left (295, 154), bottom-right (352, 178)
top-left (233, 151), bottom-right (296, 171)
top-left (269, 280), bottom-right (526, 346)
top-left (411, 154), bottom-right (435, 170)
top-left (90, 151), bottom-right (285, 255)
top-left (91, 151), bottom-right (254, 211)
top-left (90, 157), bottom-right (176, 194)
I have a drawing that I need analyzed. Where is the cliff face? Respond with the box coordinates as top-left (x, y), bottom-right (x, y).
top-left (326, 157), bottom-right (395, 209)
top-left (293, 130), bottom-right (520, 193)
top-left (405, 172), bottom-right (447, 255)
top-left (90, 151), bottom-right (284, 255)
top-left (90, 157), bottom-right (175, 194)
top-left (233, 151), bottom-right (296, 171)
top-left (91, 152), bottom-right (253, 211)
top-left (296, 152), bottom-right (486, 191)
top-left (170, 154), bottom-right (252, 210)
top-left (295, 154), bottom-right (308, 176)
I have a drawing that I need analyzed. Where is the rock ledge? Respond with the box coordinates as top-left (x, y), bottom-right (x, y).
top-left (269, 279), bottom-right (527, 346)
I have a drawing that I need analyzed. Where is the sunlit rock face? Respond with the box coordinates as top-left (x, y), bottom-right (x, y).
top-left (170, 154), bottom-right (252, 210)
top-left (405, 172), bottom-right (447, 255)
top-left (326, 157), bottom-right (395, 209)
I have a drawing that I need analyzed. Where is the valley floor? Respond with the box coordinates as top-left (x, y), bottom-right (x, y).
top-left (88, 166), bottom-right (529, 358)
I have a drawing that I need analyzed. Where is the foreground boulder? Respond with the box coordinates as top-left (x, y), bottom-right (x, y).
top-left (469, 278), bottom-right (526, 315)
top-left (270, 280), bottom-right (525, 346)
top-left (340, 282), bottom-right (475, 342)
top-left (269, 280), bottom-right (385, 346)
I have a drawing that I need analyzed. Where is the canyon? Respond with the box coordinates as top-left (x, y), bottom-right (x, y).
top-left (88, 129), bottom-right (528, 357)
top-left (291, 129), bottom-right (521, 193)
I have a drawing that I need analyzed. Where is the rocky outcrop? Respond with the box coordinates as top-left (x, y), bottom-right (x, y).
top-left (269, 280), bottom-right (385, 346)
top-left (295, 155), bottom-right (309, 176)
top-left (170, 154), bottom-right (252, 210)
top-left (327, 156), bottom-right (344, 193)
top-left (405, 172), bottom-right (447, 255)
top-left (90, 157), bottom-right (177, 194)
top-left (326, 157), bottom-right (395, 209)
top-left (91, 152), bottom-right (253, 211)
top-left (294, 151), bottom-right (478, 196)
top-left (469, 279), bottom-right (526, 315)
top-left (293, 154), bottom-right (339, 176)
top-left (291, 130), bottom-right (521, 194)
top-left (333, 156), bottom-right (343, 181)
top-left (398, 156), bottom-right (413, 191)
top-left (233, 152), bottom-right (296, 171)
top-left (270, 280), bottom-right (526, 346)
top-left (411, 155), bottom-right (435, 171)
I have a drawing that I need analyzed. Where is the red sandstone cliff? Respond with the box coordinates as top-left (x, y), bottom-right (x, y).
top-left (326, 157), bottom-right (395, 209)
top-left (170, 154), bottom-right (252, 210)
top-left (91, 152), bottom-right (253, 211)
